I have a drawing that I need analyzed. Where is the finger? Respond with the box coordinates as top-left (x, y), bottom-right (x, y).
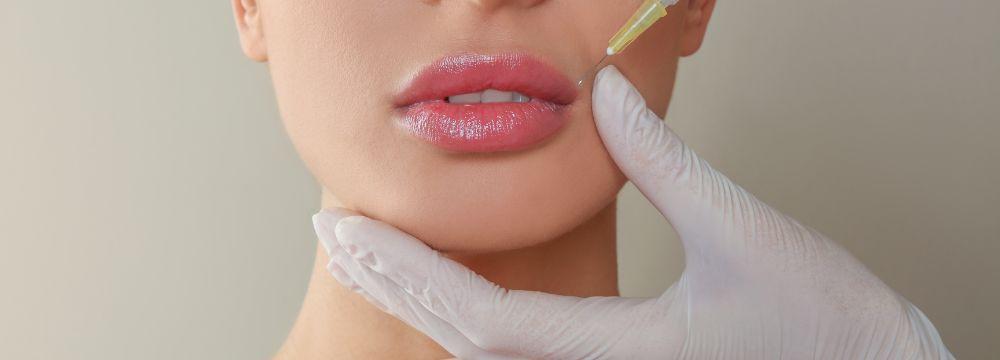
top-left (313, 208), bottom-right (389, 310)
top-left (314, 208), bottom-right (616, 358)
top-left (328, 246), bottom-right (508, 360)
top-left (592, 66), bottom-right (821, 260)
top-left (332, 214), bottom-right (661, 358)
top-left (312, 207), bottom-right (361, 257)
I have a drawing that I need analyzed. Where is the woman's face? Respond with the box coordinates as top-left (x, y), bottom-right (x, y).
top-left (234, 0), bottom-right (711, 253)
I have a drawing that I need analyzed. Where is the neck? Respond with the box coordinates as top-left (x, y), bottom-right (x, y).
top-left (276, 194), bottom-right (619, 359)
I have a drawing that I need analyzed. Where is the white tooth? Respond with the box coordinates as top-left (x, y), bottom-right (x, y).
top-left (448, 92), bottom-right (482, 104)
top-left (449, 92), bottom-right (483, 104)
top-left (481, 89), bottom-right (515, 103)
top-left (512, 92), bottom-right (531, 103)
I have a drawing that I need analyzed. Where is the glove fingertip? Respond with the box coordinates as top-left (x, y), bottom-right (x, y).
top-left (313, 211), bottom-right (351, 256)
top-left (595, 65), bottom-right (648, 109)
top-left (594, 64), bottom-right (621, 84)
top-left (332, 215), bottom-right (369, 254)
top-left (333, 215), bottom-right (367, 238)
top-left (314, 208), bottom-right (361, 254)
top-left (314, 208), bottom-right (359, 234)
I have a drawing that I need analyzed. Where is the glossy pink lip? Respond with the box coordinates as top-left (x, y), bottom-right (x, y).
top-left (394, 53), bottom-right (578, 153)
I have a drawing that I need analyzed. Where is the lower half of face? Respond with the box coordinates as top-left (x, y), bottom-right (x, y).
top-left (264, 0), bottom-right (681, 253)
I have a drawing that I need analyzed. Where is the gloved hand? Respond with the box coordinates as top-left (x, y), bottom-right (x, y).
top-left (312, 66), bottom-right (954, 359)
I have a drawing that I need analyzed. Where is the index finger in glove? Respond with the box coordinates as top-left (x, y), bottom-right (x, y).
top-left (593, 66), bottom-right (826, 262)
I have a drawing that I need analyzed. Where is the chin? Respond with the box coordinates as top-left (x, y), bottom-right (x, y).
top-left (357, 177), bottom-right (624, 254)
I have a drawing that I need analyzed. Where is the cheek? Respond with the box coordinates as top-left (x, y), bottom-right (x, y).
top-left (609, 12), bottom-right (682, 116)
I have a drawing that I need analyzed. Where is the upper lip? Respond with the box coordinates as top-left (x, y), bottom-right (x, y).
top-left (394, 53), bottom-right (578, 107)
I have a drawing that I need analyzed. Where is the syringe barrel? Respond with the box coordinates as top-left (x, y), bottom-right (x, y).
top-left (606, 0), bottom-right (670, 55)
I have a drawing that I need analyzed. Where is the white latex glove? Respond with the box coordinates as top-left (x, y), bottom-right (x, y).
top-left (312, 66), bottom-right (954, 360)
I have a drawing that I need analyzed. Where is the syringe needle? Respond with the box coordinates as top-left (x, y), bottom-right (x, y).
top-left (578, 0), bottom-right (673, 87)
top-left (576, 54), bottom-right (610, 87)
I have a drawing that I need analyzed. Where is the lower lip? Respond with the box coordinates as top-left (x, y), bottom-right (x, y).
top-left (394, 53), bottom-right (576, 153)
top-left (398, 100), bottom-right (569, 153)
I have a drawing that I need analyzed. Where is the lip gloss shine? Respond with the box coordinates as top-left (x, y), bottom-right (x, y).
top-left (394, 53), bottom-right (578, 153)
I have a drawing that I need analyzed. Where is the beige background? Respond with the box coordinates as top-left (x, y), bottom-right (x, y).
top-left (2, 0), bottom-right (997, 359)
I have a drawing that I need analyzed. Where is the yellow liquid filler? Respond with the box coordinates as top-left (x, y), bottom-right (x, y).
top-left (578, 0), bottom-right (680, 86)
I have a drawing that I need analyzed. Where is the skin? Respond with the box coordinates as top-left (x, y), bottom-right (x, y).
top-left (232, 0), bottom-right (715, 358)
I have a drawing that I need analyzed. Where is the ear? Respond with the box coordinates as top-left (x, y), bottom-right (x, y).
top-left (231, 0), bottom-right (268, 62)
top-left (678, 0), bottom-right (717, 57)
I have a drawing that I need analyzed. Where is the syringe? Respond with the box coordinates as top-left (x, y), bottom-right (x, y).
top-left (577, 0), bottom-right (680, 86)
